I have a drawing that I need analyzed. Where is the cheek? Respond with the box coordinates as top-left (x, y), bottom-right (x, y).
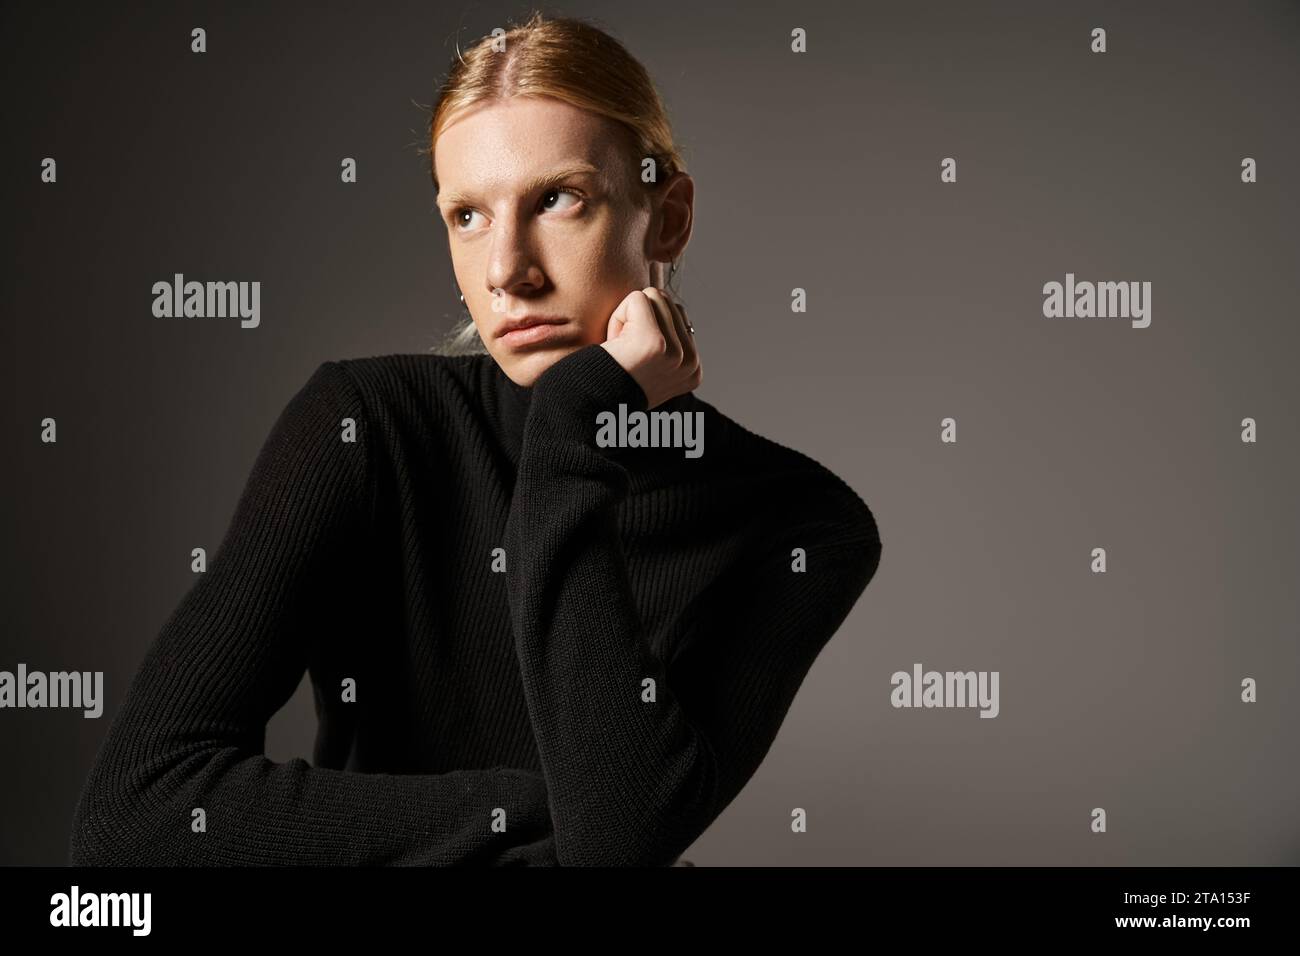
top-left (579, 211), bottom-right (648, 288)
top-left (558, 216), bottom-right (645, 337)
top-left (607, 206), bottom-right (651, 272)
top-left (448, 247), bottom-right (475, 295)
top-left (548, 228), bottom-right (637, 298)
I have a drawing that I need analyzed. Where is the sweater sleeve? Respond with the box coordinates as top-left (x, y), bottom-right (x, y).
top-left (502, 344), bottom-right (883, 866)
top-left (68, 361), bottom-right (557, 867)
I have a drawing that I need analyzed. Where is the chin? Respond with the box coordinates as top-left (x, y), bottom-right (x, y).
top-left (497, 343), bottom-right (585, 386)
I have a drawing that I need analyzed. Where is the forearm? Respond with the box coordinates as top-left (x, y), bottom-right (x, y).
top-left (69, 699), bottom-right (556, 867)
top-left (503, 345), bottom-right (714, 866)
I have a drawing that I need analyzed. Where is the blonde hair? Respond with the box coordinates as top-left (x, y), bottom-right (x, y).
top-left (421, 10), bottom-right (689, 356)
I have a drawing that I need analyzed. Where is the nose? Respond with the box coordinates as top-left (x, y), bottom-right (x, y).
top-left (485, 209), bottom-right (544, 297)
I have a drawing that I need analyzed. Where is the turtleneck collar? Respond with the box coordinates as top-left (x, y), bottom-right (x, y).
top-left (495, 360), bottom-right (534, 462)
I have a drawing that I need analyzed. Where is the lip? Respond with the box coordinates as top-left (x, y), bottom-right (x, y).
top-left (496, 315), bottom-right (569, 347)
top-left (496, 315), bottom-right (568, 337)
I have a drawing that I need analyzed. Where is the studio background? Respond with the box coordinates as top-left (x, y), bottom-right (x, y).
top-left (3, 0), bottom-right (1298, 866)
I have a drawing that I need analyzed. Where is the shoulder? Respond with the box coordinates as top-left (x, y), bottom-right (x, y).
top-left (295, 352), bottom-right (504, 433)
top-left (702, 401), bottom-right (882, 559)
top-left (276, 354), bottom-right (498, 459)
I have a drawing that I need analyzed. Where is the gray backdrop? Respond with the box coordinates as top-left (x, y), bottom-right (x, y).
top-left (3, 0), bottom-right (1297, 865)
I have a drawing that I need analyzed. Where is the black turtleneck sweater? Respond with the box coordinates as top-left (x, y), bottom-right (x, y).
top-left (68, 343), bottom-right (882, 867)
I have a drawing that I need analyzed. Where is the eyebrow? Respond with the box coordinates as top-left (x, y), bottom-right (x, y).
top-left (435, 162), bottom-right (604, 211)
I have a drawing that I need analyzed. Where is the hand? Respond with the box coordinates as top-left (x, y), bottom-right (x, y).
top-left (600, 287), bottom-right (702, 409)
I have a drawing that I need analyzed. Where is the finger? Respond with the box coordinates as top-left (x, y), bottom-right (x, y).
top-left (606, 291), bottom-right (643, 341)
top-left (660, 289), bottom-right (697, 370)
top-left (625, 290), bottom-right (661, 340)
top-left (650, 286), bottom-right (696, 372)
top-left (608, 293), bottom-right (634, 339)
top-left (641, 287), bottom-right (683, 360)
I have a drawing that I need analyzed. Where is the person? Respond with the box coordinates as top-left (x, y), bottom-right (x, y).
top-left (67, 11), bottom-right (881, 868)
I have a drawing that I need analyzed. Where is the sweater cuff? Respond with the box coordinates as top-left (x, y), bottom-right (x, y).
top-left (529, 344), bottom-right (649, 419)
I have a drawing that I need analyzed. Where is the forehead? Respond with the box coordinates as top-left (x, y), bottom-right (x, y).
top-left (434, 96), bottom-right (627, 198)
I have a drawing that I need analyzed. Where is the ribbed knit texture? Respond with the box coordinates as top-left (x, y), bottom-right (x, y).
top-left (68, 343), bottom-right (882, 867)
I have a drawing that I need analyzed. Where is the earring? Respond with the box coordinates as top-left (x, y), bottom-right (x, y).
top-left (458, 290), bottom-right (465, 304)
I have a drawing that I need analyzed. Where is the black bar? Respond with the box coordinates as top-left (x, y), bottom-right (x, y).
top-left (1, 865), bottom-right (1290, 941)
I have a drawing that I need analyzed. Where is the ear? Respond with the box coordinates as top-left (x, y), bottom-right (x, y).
top-left (646, 171), bottom-right (694, 265)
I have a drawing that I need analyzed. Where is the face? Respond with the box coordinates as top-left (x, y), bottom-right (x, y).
top-left (434, 95), bottom-right (689, 386)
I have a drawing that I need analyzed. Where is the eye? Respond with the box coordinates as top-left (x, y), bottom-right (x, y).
top-left (449, 187), bottom-right (585, 234)
top-left (452, 208), bottom-right (483, 232)
top-left (540, 187), bottom-right (584, 214)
